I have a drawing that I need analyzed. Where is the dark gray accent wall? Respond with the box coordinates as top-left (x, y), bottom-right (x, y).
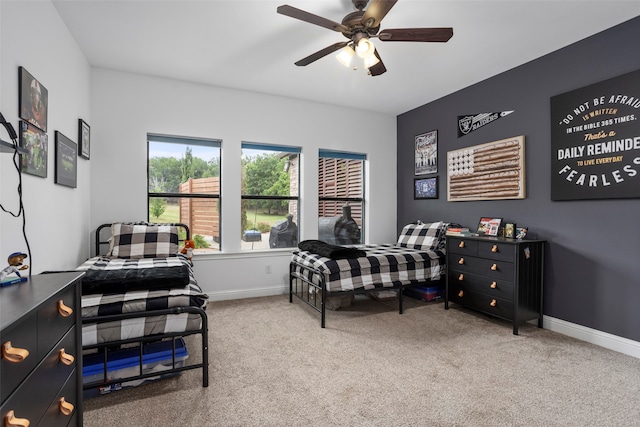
top-left (397, 17), bottom-right (640, 341)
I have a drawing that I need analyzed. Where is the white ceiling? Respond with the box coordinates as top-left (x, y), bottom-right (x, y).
top-left (51, 0), bottom-right (640, 116)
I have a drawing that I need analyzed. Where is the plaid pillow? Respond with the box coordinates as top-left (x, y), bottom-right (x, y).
top-left (396, 221), bottom-right (447, 251)
top-left (110, 223), bottom-right (179, 259)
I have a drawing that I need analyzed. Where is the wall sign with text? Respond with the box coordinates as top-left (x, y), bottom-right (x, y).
top-left (550, 69), bottom-right (640, 200)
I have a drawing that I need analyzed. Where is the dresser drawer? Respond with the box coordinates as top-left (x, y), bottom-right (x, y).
top-left (477, 240), bottom-right (515, 262)
top-left (39, 371), bottom-right (78, 427)
top-left (447, 237), bottom-right (478, 255)
top-left (1, 327), bottom-right (77, 426)
top-left (448, 287), bottom-right (514, 320)
top-left (38, 285), bottom-right (76, 359)
top-left (449, 270), bottom-right (514, 300)
top-left (1, 314), bottom-right (38, 404)
top-left (451, 255), bottom-right (514, 281)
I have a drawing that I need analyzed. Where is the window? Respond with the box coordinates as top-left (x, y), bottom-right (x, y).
top-left (318, 150), bottom-right (365, 244)
top-left (148, 134), bottom-right (221, 253)
top-left (241, 142), bottom-right (300, 250)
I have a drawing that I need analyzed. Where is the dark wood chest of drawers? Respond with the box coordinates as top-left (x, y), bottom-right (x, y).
top-left (445, 236), bottom-right (545, 335)
top-left (1, 272), bottom-right (84, 426)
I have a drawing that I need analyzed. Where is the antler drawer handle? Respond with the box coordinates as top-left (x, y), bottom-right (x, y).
top-left (58, 349), bottom-right (75, 366)
top-left (59, 397), bottom-right (74, 416)
top-left (57, 299), bottom-right (73, 317)
top-left (458, 257), bottom-right (465, 265)
top-left (458, 290), bottom-right (464, 297)
top-left (490, 281), bottom-right (497, 289)
top-left (490, 299), bottom-right (497, 307)
top-left (458, 241), bottom-right (465, 248)
top-left (2, 341), bottom-right (29, 363)
top-left (458, 274), bottom-right (464, 281)
top-left (491, 263), bottom-right (498, 271)
top-left (4, 410), bottom-right (30, 427)
top-left (491, 245), bottom-right (498, 252)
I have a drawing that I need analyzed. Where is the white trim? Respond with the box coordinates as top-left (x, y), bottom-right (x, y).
top-left (207, 285), bottom-right (287, 302)
top-left (544, 315), bottom-right (640, 359)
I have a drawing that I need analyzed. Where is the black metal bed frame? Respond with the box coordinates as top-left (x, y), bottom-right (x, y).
top-left (289, 258), bottom-right (444, 328)
top-left (82, 223), bottom-right (209, 394)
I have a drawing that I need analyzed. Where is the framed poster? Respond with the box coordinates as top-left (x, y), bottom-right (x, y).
top-left (447, 135), bottom-right (525, 201)
top-left (550, 68), bottom-right (640, 200)
top-left (19, 67), bottom-right (48, 132)
top-left (414, 176), bottom-right (438, 199)
top-left (55, 131), bottom-right (77, 188)
top-left (78, 119), bottom-right (90, 159)
top-left (19, 121), bottom-right (48, 178)
top-left (414, 130), bottom-right (437, 175)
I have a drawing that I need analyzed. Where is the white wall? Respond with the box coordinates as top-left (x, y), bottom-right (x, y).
top-left (0, 0), bottom-right (91, 273)
top-left (90, 68), bottom-right (397, 299)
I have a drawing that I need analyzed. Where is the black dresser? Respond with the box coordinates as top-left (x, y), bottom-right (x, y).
top-left (445, 235), bottom-right (545, 335)
top-left (1, 271), bottom-right (84, 426)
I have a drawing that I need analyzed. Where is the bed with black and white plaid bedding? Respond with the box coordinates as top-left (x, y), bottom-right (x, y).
top-left (292, 244), bottom-right (445, 293)
top-left (77, 254), bottom-right (208, 346)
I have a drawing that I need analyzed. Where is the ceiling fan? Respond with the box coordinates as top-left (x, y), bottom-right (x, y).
top-left (277, 0), bottom-right (453, 76)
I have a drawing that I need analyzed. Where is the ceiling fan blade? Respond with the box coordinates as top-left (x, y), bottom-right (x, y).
top-left (361, 0), bottom-right (398, 29)
top-left (294, 41), bottom-right (350, 66)
top-left (368, 50), bottom-right (387, 76)
top-left (277, 5), bottom-right (349, 33)
top-left (378, 28), bottom-right (453, 42)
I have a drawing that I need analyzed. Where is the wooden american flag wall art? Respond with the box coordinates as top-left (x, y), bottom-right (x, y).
top-left (447, 135), bottom-right (526, 201)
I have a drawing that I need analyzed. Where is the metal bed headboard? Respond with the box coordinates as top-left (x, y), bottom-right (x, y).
top-left (95, 223), bottom-right (191, 256)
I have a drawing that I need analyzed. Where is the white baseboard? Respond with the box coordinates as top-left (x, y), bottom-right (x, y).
top-left (543, 315), bottom-right (640, 359)
top-left (206, 285), bottom-right (287, 302)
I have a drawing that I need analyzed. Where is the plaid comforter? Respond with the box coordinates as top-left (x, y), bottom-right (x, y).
top-left (77, 254), bottom-right (208, 346)
top-left (291, 244), bottom-right (445, 293)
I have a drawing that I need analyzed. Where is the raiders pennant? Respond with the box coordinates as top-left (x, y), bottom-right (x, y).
top-left (457, 111), bottom-right (514, 137)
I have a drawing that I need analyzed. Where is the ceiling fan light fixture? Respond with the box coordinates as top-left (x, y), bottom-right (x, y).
top-left (363, 53), bottom-right (380, 69)
top-left (336, 45), bottom-right (355, 67)
top-left (355, 37), bottom-right (375, 59)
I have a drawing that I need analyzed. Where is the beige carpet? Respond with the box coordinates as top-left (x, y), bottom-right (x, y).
top-left (83, 294), bottom-right (640, 426)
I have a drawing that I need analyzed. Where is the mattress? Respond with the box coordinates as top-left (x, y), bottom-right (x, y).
top-left (77, 254), bottom-right (208, 346)
top-left (291, 244), bottom-right (445, 293)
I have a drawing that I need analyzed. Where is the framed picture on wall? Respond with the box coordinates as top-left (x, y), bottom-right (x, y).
top-left (78, 119), bottom-right (90, 159)
top-left (19, 67), bottom-right (48, 132)
top-left (414, 176), bottom-right (438, 199)
top-left (55, 131), bottom-right (77, 188)
top-left (414, 129), bottom-right (437, 175)
top-left (19, 121), bottom-right (48, 178)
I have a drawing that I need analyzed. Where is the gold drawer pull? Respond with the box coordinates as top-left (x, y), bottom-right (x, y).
top-left (57, 299), bottom-right (73, 317)
top-left (458, 274), bottom-right (464, 281)
top-left (58, 349), bottom-right (75, 366)
top-left (59, 397), bottom-right (74, 416)
top-left (4, 410), bottom-right (30, 427)
top-left (458, 257), bottom-right (464, 265)
top-left (491, 263), bottom-right (498, 271)
top-left (458, 290), bottom-right (464, 297)
top-left (491, 245), bottom-right (498, 252)
top-left (458, 241), bottom-right (465, 248)
top-left (490, 281), bottom-right (497, 289)
top-left (490, 299), bottom-right (497, 307)
top-left (2, 341), bottom-right (29, 363)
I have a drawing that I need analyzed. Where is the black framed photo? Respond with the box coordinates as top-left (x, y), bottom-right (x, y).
top-left (414, 176), bottom-right (439, 199)
top-left (477, 217), bottom-right (502, 236)
top-left (19, 67), bottom-right (48, 132)
top-left (414, 129), bottom-right (437, 175)
top-left (55, 131), bottom-right (77, 188)
top-left (19, 121), bottom-right (48, 178)
top-left (78, 119), bottom-right (90, 159)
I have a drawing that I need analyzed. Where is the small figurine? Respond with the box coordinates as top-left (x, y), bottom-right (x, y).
top-left (0, 252), bottom-right (29, 281)
top-left (180, 240), bottom-right (195, 263)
